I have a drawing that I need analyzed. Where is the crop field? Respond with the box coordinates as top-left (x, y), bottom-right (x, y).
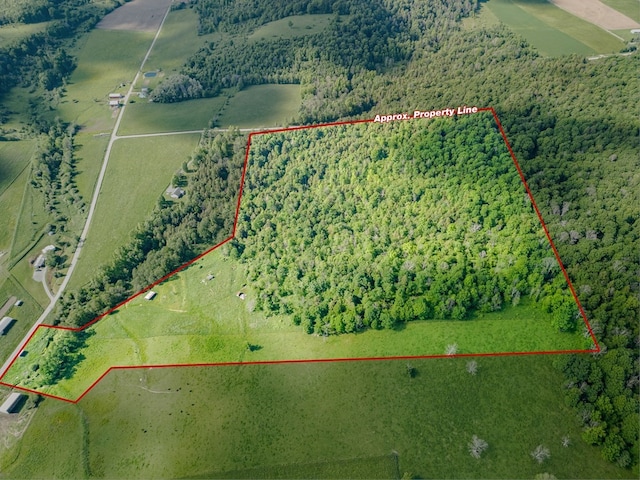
top-left (0, 21), bottom-right (50, 48)
top-left (248, 14), bottom-right (346, 42)
top-left (485, 0), bottom-right (625, 56)
top-left (0, 356), bottom-right (630, 478)
top-left (68, 133), bottom-right (201, 290)
top-left (601, 0), bottom-right (640, 22)
top-left (217, 84), bottom-right (301, 128)
top-left (56, 29), bottom-right (154, 132)
top-left (118, 97), bottom-right (226, 135)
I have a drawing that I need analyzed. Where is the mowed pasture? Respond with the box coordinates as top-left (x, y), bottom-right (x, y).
top-left (217, 84), bottom-right (301, 128)
top-left (485, 0), bottom-right (625, 56)
top-left (1, 357), bottom-right (631, 479)
top-left (248, 14), bottom-right (345, 42)
top-left (3, 246), bottom-right (586, 401)
top-left (56, 29), bottom-right (154, 132)
top-left (118, 97), bottom-right (226, 135)
top-left (68, 133), bottom-right (201, 290)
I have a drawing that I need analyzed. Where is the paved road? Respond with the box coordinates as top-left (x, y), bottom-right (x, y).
top-left (0, 4), bottom-right (173, 378)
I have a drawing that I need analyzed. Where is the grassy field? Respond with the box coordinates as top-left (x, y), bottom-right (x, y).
top-left (135, 8), bottom-right (217, 89)
top-left (73, 133), bottom-right (110, 203)
top-left (2, 246), bottom-right (587, 400)
top-left (485, 0), bottom-right (625, 56)
top-left (68, 133), bottom-right (201, 290)
top-left (118, 97), bottom-right (226, 135)
top-left (217, 84), bottom-right (301, 128)
top-left (601, 0), bottom-right (640, 22)
top-left (248, 14), bottom-right (344, 42)
top-left (0, 356), bottom-right (632, 479)
top-left (0, 275), bottom-right (43, 364)
top-left (0, 21), bottom-right (51, 48)
top-left (56, 29), bottom-right (154, 132)
top-left (0, 140), bottom-right (34, 253)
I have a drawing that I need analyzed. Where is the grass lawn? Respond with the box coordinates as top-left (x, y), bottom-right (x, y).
top-left (0, 21), bottom-right (51, 48)
top-left (56, 29), bottom-right (154, 132)
top-left (118, 97), bottom-right (226, 135)
top-left (0, 140), bottom-right (34, 198)
top-left (217, 84), bottom-right (301, 128)
top-left (486, 0), bottom-right (624, 56)
top-left (601, 0), bottom-right (640, 23)
top-left (248, 14), bottom-right (346, 42)
top-left (68, 133), bottom-right (201, 290)
top-left (2, 247), bottom-right (587, 401)
top-left (0, 275), bottom-right (44, 364)
top-left (1, 356), bottom-right (632, 479)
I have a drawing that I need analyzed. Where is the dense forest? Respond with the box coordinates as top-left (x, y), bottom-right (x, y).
top-left (232, 116), bottom-right (579, 335)
top-left (1, 0), bottom-right (636, 470)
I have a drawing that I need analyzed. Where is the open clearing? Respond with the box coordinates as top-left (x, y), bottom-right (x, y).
top-left (1, 357), bottom-right (630, 478)
top-left (96, 0), bottom-right (172, 32)
top-left (68, 133), bottom-right (201, 290)
top-left (0, 21), bottom-right (51, 48)
top-left (486, 0), bottom-right (625, 55)
top-left (217, 84), bottom-right (301, 128)
top-left (248, 14), bottom-right (345, 42)
top-left (549, 0), bottom-right (640, 29)
top-left (1, 247), bottom-right (586, 400)
top-left (56, 29), bottom-right (154, 132)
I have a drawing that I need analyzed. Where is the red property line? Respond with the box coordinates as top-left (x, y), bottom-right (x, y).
top-left (0, 108), bottom-right (598, 403)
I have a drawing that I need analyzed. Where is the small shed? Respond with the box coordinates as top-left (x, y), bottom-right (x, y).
top-left (0, 393), bottom-right (24, 414)
top-left (42, 244), bottom-right (56, 253)
top-left (109, 93), bottom-right (123, 99)
top-left (170, 187), bottom-right (185, 199)
top-left (0, 316), bottom-right (14, 335)
top-left (236, 292), bottom-right (246, 300)
top-left (14, 300), bottom-right (23, 307)
top-left (144, 291), bottom-right (157, 301)
top-left (109, 100), bottom-right (121, 107)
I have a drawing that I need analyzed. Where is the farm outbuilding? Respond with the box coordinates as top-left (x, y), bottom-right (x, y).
top-left (0, 316), bottom-right (15, 335)
top-left (144, 291), bottom-right (157, 300)
top-left (109, 100), bottom-right (121, 107)
top-left (34, 255), bottom-right (45, 269)
top-left (170, 187), bottom-right (185, 199)
top-left (109, 93), bottom-right (123, 99)
top-left (0, 393), bottom-right (24, 414)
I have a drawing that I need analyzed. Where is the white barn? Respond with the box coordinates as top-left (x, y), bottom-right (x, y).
top-left (0, 393), bottom-right (24, 414)
top-left (0, 316), bottom-right (14, 335)
top-left (144, 291), bottom-right (156, 300)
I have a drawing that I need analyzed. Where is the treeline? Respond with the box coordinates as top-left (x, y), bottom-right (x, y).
top-left (54, 130), bottom-right (245, 330)
top-left (182, 0), bottom-right (477, 118)
top-left (231, 115), bottom-right (578, 335)
top-left (30, 121), bottom-right (83, 222)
